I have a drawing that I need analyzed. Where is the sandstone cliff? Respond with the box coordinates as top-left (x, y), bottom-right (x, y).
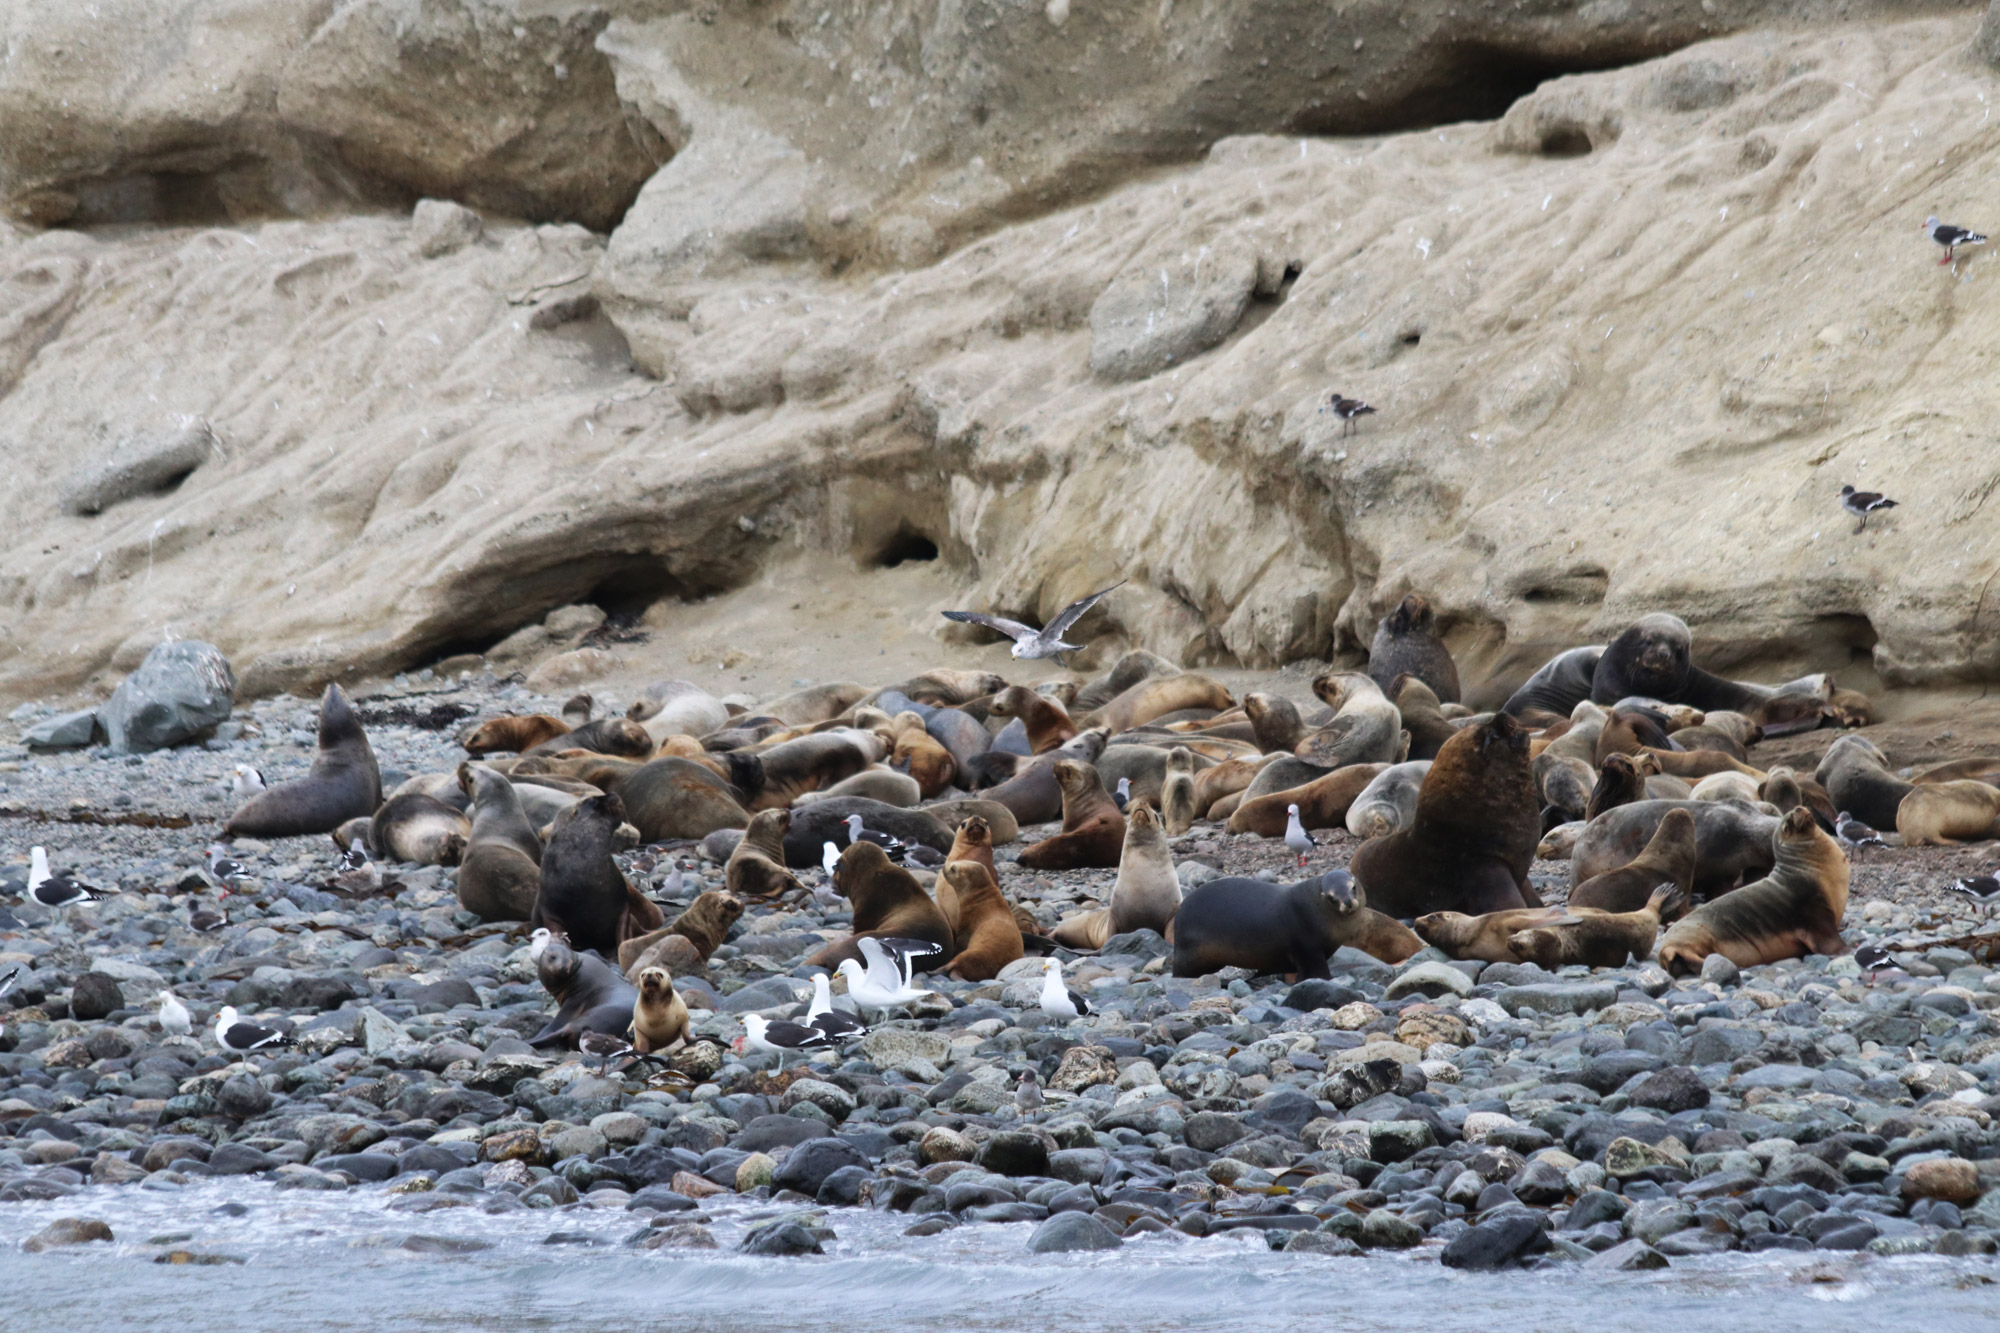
top-left (1, 2), bottom-right (1996, 707)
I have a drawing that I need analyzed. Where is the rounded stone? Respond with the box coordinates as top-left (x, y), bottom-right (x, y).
top-left (1027, 1211), bottom-right (1124, 1253)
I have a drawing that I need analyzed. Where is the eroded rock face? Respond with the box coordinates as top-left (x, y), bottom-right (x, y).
top-left (0, 8), bottom-right (1995, 705)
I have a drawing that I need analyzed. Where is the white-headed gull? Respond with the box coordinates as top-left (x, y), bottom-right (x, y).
top-left (1113, 778), bottom-right (1131, 812)
top-left (231, 765), bottom-right (266, 798)
top-left (1839, 485), bottom-right (1897, 534)
top-left (1040, 957), bottom-right (1092, 1025)
top-left (837, 936), bottom-right (942, 1011)
top-left (1924, 215), bottom-right (1987, 265)
top-left (157, 990), bottom-right (192, 1039)
top-left (26, 847), bottom-right (116, 908)
top-left (1284, 804), bottom-right (1315, 867)
top-left (844, 814), bottom-right (908, 862)
top-left (734, 1013), bottom-right (829, 1069)
top-left (805, 972), bottom-right (867, 1040)
top-left (528, 927), bottom-right (556, 960)
top-left (1835, 811), bottom-right (1887, 850)
top-left (822, 840), bottom-right (841, 883)
top-left (213, 1005), bottom-right (294, 1055)
top-left (941, 581), bottom-right (1126, 666)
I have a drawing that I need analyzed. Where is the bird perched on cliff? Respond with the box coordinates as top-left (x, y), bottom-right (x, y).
top-left (1840, 485), bottom-right (1897, 533)
top-left (1285, 804), bottom-right (1316, 867)
top-left (1835, 812), bottom-right (1887, 851)
top-left (1924, 216), bottom-right (1987, 265)
top-left (25, 847), bottom-right (116, 909)
top-left (1322, 392), bottom-right (1376, 436)
top-left (941, 581), bottom-right (1126, 666)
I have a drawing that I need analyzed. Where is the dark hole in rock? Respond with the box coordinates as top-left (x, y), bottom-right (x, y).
top-left (1540, 126), bottom-right (1595, 157)
top-left (1401, 332), bottom-right (1422, 348)
top-left (872, 529), bottom-right (940, 568)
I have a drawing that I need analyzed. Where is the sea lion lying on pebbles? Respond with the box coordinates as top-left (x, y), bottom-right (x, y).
top-left (1229, 763), bottom-right (1386, 837)
top-left (1657, 807), bottom-right (1848, 974)
top-left (1173, 869), bottom-right (1421, 977)
top-left (1508, 882), bottom-right (1686, 969)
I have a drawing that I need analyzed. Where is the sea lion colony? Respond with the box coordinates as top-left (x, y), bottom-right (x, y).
top-left (1, 609), bottom-right (1999, 1268)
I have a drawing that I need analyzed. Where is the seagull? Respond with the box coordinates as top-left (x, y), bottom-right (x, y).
top-left (1284, 804), bottom-right (1315, 868)
top-left (528, 927), bottom-right (557, 960)
top-left (941, 580), bottom-right (1126, 666)
top-left (578, 1031), bottom-right (666, 1074)
top-left (206, 845), bottom-right (252, 883)
top-left (821, 841), bottom-right (841, 884)
top-left (157, 990), bottom-right (192, 1039)
top-left (1015, 1067), bottom-right (1045, 1112)
top-left (213, 1005), bottom-right (294, 1055)
top-left (1949, 873), bottom-right (2000, 903)
top-left (805, 972), bottom-right (868, 1041)
top-left (734, 1013), bottom-right (830, 1069)
top-left (331, 845), bottom-right (382, 895)
top-left (904, 844), bottom-right (945, 870)
top-left (25, 847), bottom-right (116, 908)
top-left (1835, 812), bottom-right (1887, 851)
top-left (844, 814), bottom-right (908, 862)
top-left (656, 865), bottom-right (685, 901)
top-left (231, 765), bottom-right (266, 798)
top-left (1839, 484), bottom-right (1897, 533)
top-left (1113, 778), bottom-right (1131, 813)
top-left (1040, 957), bottom-right (1092, 1026)
top-left (1853, 942), bottom-right (1893, 974)
top-left (0, 965), bottom-right (19, 999)
top-left (1322, 392), bottom-right (1377, 436)
top-left (1924, 216), bottom-right (1987, 265)
top-left (187, 897), bottom-right (229, 933)
top-left (838, 937), bottom-right (942, 1012)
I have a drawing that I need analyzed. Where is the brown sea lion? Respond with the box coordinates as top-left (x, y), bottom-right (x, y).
top-left (1050, 805), bottom-right (1184, 949)
top-left (796, 766), bottom-right (922, 808)
top-left (918, 798), bottom-right (1021, 844)
top-left (1244, 692), bottom-right (1310, 754)
top-left (1815, 734), bottom-right (1911, 831)
top-left (528, 936), bottom-right (639, 1049)
top-left (1392, 674), bottom-right (1459, 762)
top-left (938, 860), bottom-right (1025, 981)
top-left (1509, 882), bottom-right (1686, 970)
top-left (1229, 763), bottom-right (1387, 836)
top-left (1689, 771), bottom-right (1762, 804)
top-left (1912, 757), bottom-right (2000, 787)
top-left (936, 816), bottom-right (998, 932)
top-left (1083, 673), bottom-right (1233, 734)
top-left (223, 685), bottom-right (382, 838)
top-left (758, 682), bottom-right (871, 726)
top-left (462, 713), bottom-right (569, 755)
top-left (1017, 759), bottom-right (1127, 870)
top-left (617, 757), bottom-right (751, 842)
top-left (631, 966), bottom-right (692, 1053)
top-left (1369, 593), bottom-right (1461, 704)
top-left (1759, 765), bottom-right (1807, 815)
top-left (1569, 807), bottom-right (1698, 913)
top-left (1349, 712), bottom-right (1542, 917)
top-left (1572, 799), bottom-right (1778, 900)
top-left (1193, 756), bottom-right (1266, 813)
top-left (616, 890), bottom-right (745, 971)
top-left (1824, 686), bottom-right (1874, 728)
top-left (1638, 747), bottom-right (1763, 782)
top-left (980, 730), bottom-right (1109, 826)
top-left (1662, 723), bottom-right (1750, 762)
top-left (1295, 672), bottom-right (1403, 768)
top-left (1593, 710), bottom-right (1680, 765)
top-left (888, 712), bottom-right (957, 797)
top-left (455, 765), bottom-right (544, 922)
top-left (806, 842), bottom-right (955, 968)
top-left (726, 809), bottom-right (804, 899)
top-left (368, 792), bottom-right (469, 867)
top-left (532, 793), bottom-right (664, 958)
top-left (1345, 760), bottom-right (1430, 839)
top-left (1160, 747), bottom-right (1200, 835)
top-left (987, 685), bottom-right (1077, 755)
top-left (525, 718), bottom-right (656, 760)
top-left (1172, 869), bottom-right (1421, 977)
top-left (1413, 906), bottom-right (1569, 963)
top-left (1897, 780), bottom-right (2000, 846)
top-left (1586, 753), bottom-right (1647, 822)
top-left (1657, 807), bottom-right (1848, 974)
top-left (1535, 750), bottom-right (1597, 824)
top-left (881, 671), bottom-right (1010, 708)
top-left (1073, 649), bottom-right (1179, 714)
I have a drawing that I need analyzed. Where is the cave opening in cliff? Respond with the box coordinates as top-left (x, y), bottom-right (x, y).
top-left (869, 527), bottom-right (941, 569)
top-left (1312, 42), bottom-right (1657, 135)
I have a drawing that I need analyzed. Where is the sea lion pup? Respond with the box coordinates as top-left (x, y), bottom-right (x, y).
top-left (726, 808), bottom-right (803, 899)
top-left (1295, 672), bottom-right (1403, 768)
top-left (1585, 753), bottom-right (1648, 822)
top-left (455, 765), bottom-right (545, 921)
top-left (224, 684), bottom-right (382, 838)
top-left (1572, 799), bottom-right (1777, 900)
top-left (1569, 807), bottom-right (1698, 913)
top-left (621, 890), bottom-right (747, 973)
top-left (532, 793), bottom-right (663, 958)
top-left (1636, 747), bottom-right (1763, 783)
top-left (986, 685), bottom-right (1077, 755)
top-left (887, 712), bottom-right (957, 797)
top-left (1243, 692), bottom-right (1311, 753)
top-left (1230, 763), bottom-right (1387, 836)
top-left (1897, 780), bottom-right (2000, 846)
top-left (935, 816), bottom-right (996, 932)
top-left (628, 679), bottom-right (731, 741)
top-left (1369, 593), bottom-right (1462, 704)
top-left (984, 729), bottom-right (1110, 826)
top-left (1413, 906), bottom-right (1568, 963)
top-left (1349, 712), bottom-right (1542, 918)
top-left (1537, 820), bottom-right (1586, 860)
top-left (1391, 675), bottom-right (1458, 762)
top-left (795, 766), bottom-right (922, 808)
top-left (1173, 869), bottom-right (1421, 977)
top-left (1160, 748), bottom-right (1200, 835)
top-left (1657, 807), bottom-right (1848, 975)
top-left (938, 860), bottom-right (1025, 981)
top-left (1510, 883), bottom-right (1686, 970)
top-left (529, 937), bottom-right (640, 1049)
top-left (1759, 764), bottom-right (1808, 815)
top-left (1017, 760), bottom-right (1127, 870)
top-left (631, 966), bottom-right (692, 1053)
top-left (1073, 649), bottom-right (1180, 714)
top-left (1082, 672), bottom-right (1233, 734)
top-left (806, 842), bottom-right (955, 968)
top-left (368, 792), bottom-right (469, 866)
top-left (525, 717), bottom-right (655, 760)
top-left (1815, 734), bottom-right (1912, 831)
top-left (1690, 770), bottom-right (1762, 804)
top-left (461, 713), bottom-right (569, 755)
top-left (616, 757), bottom-right (751, 841)
top-left (1051, 806), bottom-right (1184, 949)
top-left (1346, 760), bottom-right (1431, 839)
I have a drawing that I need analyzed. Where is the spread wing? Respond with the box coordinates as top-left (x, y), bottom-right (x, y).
top-left (1043, 581), bottom-right (1127, 641)
top-left (869, 936), bottom-right (945, 986)
top-left (941, 610), bottom-right (1039, 642)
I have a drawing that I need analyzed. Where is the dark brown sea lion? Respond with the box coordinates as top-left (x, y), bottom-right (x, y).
top-left (619, 890), bottom-right (746, 973)
top-left (726, 808), bottom-right (803, 899)
top-left (224, 684), bottom-right (382, 838)
top-left (1349, 712), bottom-right (1542, 917)
top-left (1369, 593), bottom-right (1461, 704)
top-left (524, 717), bottom-right (656, 760)
top-left (1243, 692), bottom-right (1310, 753)
top-left (1657, 807), bottom-right (1848, 974)
top-left (532, 793), bottom-right (663, 958)
top-left (1392, 674), bottom-right (1459, 762)
top-left (461, 713), bottom-right (569, 755)
top-left (616, 757), bottom-right (751, 842)
top-left (528, 937), bottom-right (639, 1049)
top-left (1172, 869), bottom-right (1421, 977)
top-left (1585, 753), bottom-right (1647, 822)
top-left (805, 842), bottom-right (955, 968)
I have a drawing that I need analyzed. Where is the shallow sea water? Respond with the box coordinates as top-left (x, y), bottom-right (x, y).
top-left (1, 1181), bottom-right (1996, 1332)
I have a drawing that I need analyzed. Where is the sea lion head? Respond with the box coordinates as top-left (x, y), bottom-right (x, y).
top-left (1387, 593), bottom-right (1434, 635)
top-left (988, 686), bottom-right (1031, 718)
top-left (1310, 670), bottom-right (1381, 709)
top-left (1631, 751), bottom-right (1664, 778)
top-left (1391, 673), bottom-right (1441, 712)
top-left (1411, 911), bottom-right (1475, 949)
top-left (1600, 753), bottom-right (1637, 781)
top-left (833, 840), bottom-right (891, 897)
top-left (1778, 805), bottom-right (1819, 842)
top-left (562, 693), bottom-right (594, 725)
top-left (941, 859), bottom-right (996, 900)
top-left (956, 815), bottom-right (992, 850)
top-left (1474, 709), bottom-right (1529, 760)
top-left (1615, 613), bottom-right (1693, 693)
top-left (638, 965), bottom-right (675, 1000)
top-left (1125, 804), bottom-right (1161, 837)
top-left (536, 937), bottom-right (581, 994)
top-left (1317, 869), bottom-right (1363, 918)
top-left (1051, 758), bottom-right (1092, 796)
top-left (1165, 746), bottom-right (1196, 775)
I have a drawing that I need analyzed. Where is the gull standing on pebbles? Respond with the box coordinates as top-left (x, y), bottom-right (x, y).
top-left (1284, 805), bottom-right (1316, 867)
top-left (844, 813), bottom-right (908, 862)
top-left (25, 847), bottom-right (116, 908)
top-left (1949, 871), bottom-right (2000, 904)
top-left (837, 937), bottom-right (941, 1013)
top-left (734, 1014), bottom-right (830, 1070)
top-left (1040, 957), bottom-right (1092, 1028)
top-left (231, 765), bottom-right (266, 798)
top-left (213, 1005), bottom-right (295, 1055)
top-left (941, 581), bottom-right (1127, 667)
top-left (157, 991), bottom-right (192, 1039)
top-left (1016, 1067), bottom-right (1045, 1113)
top-left (805, 972), bottom-right (868, 1040)
top-left (1835, 812), bottom-right (1887, 851)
